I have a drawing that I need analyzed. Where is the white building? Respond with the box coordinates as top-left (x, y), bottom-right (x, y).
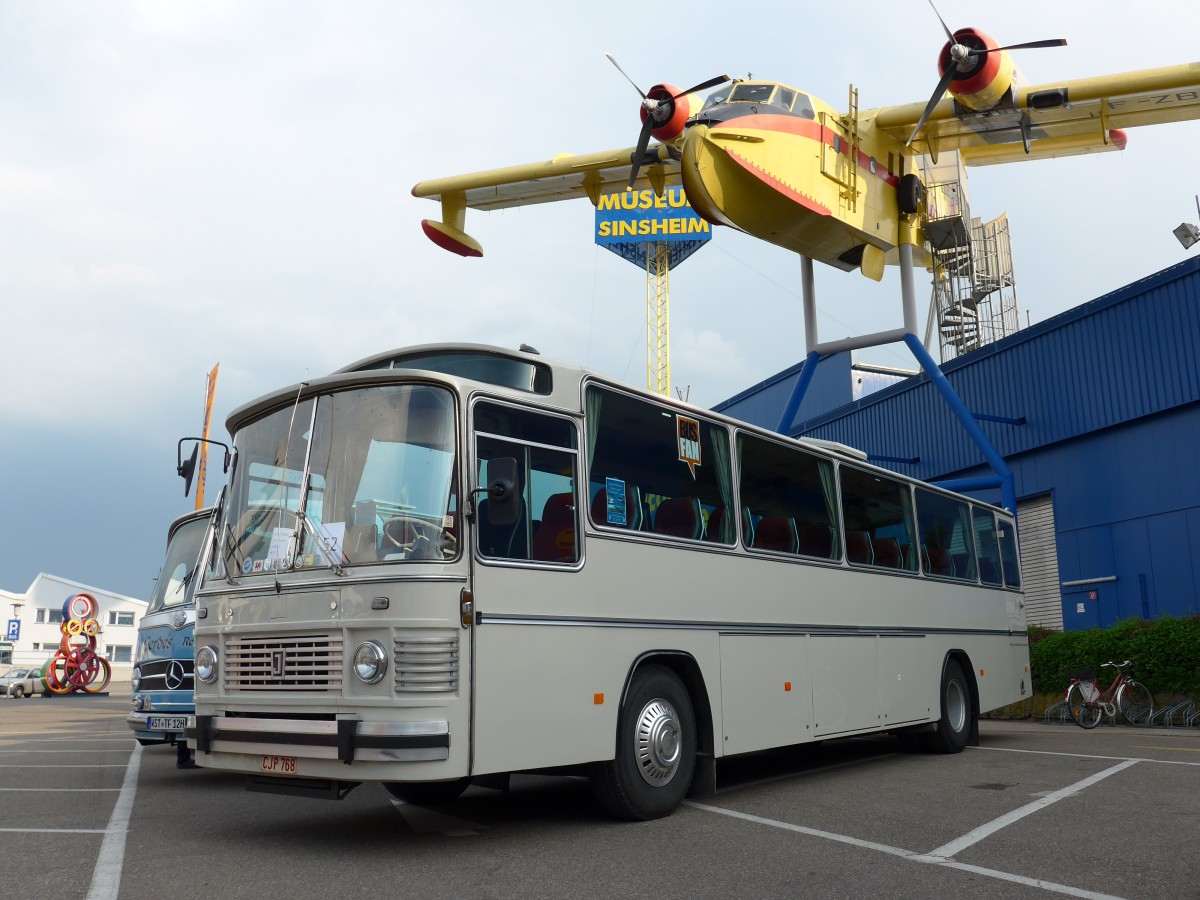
top-left (0, 573), bottom-right (147, 686)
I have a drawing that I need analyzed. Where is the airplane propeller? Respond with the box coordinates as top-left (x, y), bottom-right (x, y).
top-left (907, 1), bottom-right (1066, 146)
top-left (605, 53), bottom-right (730, 189)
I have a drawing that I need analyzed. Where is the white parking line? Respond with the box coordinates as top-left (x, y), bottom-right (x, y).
top-left (86, 742), bottom-right (142, 900)
top-left (914, 759), bottom-right (1138, 861)
top-left (971, 745), bottom-right (1200, 767)
top-left (686, 757), bottom-right (1141, 900)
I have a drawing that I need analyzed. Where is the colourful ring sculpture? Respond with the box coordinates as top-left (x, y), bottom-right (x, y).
top-left (46, 593), bottom-right (112, 694)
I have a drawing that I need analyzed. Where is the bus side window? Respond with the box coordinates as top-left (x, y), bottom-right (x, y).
top-left (972, 507), bottom-right (1003, 585)
top-left (585, 385), bottom-right (734, 545)
top-left (737, 432), bottom-right (840, 560)
top-left (838, 466), bottom-right (917, 571)
top-left (474, 402), bottom-right (579, 565)
top-left (915, 488), bottom-right (978, 581)
top-left (996, 517), bottom-right (1021, 588)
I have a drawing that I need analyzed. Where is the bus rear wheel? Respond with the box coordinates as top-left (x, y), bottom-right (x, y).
top-left (591, 664), bottom-right (696, 821)
top-left (383, 778), bottom-right (471, 805)
top-left (922, 659), bottom-right (972, 754)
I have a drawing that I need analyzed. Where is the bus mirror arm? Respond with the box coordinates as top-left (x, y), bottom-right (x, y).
top-left (177, 437), bottom-right (233, 497)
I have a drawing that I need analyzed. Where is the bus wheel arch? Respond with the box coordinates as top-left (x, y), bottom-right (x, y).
top-left (923, 651), bottom-right (978, 753)
top-left (591, 653), bottom-right (710, 820)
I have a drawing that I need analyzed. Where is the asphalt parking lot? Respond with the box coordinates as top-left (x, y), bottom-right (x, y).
top-left (1, 694), bottom-right (1197, 900)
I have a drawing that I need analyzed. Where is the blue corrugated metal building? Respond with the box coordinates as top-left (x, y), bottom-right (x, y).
top-left (715, 256), bottom-right (1200, 631)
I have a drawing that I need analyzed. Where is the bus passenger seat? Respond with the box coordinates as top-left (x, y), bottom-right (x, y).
top-left (531, 493), bottom-right (577, 562)
top-left (590, 484), bottom-right (643, 530)
top-left (477, 497), bottom-right (529, 559)
top-left (652, 496), bottom-right (703, 540)
top-left (704, 506), bottom-right (728, 542)
top-left (845, 531), bottom-right (874, 565)
top-left (925, 546), bottom-right (954, 576)
top-left (754, 516), bottom-right (799, 553)
top-left (873, 537), bottom-right (901, 569)
top-left (798, 523), bottom-right (832, 558)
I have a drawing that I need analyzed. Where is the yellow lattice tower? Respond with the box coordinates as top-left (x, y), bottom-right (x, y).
top-left (646, 241), bottom-right (670, 396)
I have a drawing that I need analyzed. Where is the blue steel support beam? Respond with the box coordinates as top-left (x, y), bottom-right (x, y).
top-left (775, 349), bottom-right (823, 436)
top-left (903, 334), bottom-right (1018, 514)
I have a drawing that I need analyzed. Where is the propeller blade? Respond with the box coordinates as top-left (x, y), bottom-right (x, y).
top-left (605, 52), bottom-right (646, 99)
top-left (627, 115), bottom-right (656, 190)
top-left (907, 62), bottom-right (959, 146)
top-left (970, 37), bottom-right (1067, 56)
top-left (926, 0), bottom-right (955, 43)
top-left (671, 74), bottom-right (731, 100)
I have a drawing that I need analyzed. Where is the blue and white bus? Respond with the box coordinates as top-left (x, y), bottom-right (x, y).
top-left (128, 507), bottom-right (212, 754)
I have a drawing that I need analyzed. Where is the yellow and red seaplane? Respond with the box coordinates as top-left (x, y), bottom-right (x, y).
top-left (413, 19), bottom-right (1200, 281)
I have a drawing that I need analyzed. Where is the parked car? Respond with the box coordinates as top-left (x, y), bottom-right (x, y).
top-left (0, 668), bottom-right (42, 699)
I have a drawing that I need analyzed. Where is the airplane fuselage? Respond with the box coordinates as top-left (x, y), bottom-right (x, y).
top-left (677, 81), bottom-right (913, 274)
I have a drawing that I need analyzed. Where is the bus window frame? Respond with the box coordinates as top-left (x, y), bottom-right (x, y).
top-left (580, 380), bottom-right (737, 549)
top-left (469, 394), bottom-right (585, 572)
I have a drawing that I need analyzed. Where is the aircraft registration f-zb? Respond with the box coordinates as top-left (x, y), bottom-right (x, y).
top-left (412, 21), bottom-right (1200, 281)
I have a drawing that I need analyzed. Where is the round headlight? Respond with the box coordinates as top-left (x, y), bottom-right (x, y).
top-left (352, 641), bottom-right (388, 685)
top-left (130, 668), bottom-right (141, 692)
top-left (195, 645), bottom-right (218, 684)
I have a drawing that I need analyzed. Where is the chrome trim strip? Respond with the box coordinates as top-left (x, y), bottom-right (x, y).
top-left (475, 612), bottom-right (1010, 638)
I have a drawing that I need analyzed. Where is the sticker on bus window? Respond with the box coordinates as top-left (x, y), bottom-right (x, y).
top-left (605, 477), bottom-right (627, 526)
top-left (677, 415), bottom-right (701, 478)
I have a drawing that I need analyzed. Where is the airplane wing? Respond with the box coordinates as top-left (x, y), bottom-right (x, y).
top-left (873, 62), bottom-right (1200, 166)
top-left (412, 144), bottom-right (681, 256)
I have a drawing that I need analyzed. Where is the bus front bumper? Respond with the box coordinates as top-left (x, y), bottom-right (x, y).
top-left (184, 714), bottom-right (450, 765)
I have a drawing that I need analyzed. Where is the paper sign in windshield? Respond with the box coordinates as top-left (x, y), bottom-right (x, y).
top-left (677, 415), bottom-right (701, 478)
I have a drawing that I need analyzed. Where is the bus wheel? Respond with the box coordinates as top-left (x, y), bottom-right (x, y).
top-left (383, 778), bottom-right (470, 805)
top-left (923, 659), bottom-right (971, 754)
top-left (591, 664), bottom-right (696, 821)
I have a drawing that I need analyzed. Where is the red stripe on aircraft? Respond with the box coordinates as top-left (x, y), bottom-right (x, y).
top-left (713, 114), bottom-right (898, 185)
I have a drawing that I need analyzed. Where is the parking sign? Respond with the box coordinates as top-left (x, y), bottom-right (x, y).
top-left (6, 620), bottom-right (19, 641)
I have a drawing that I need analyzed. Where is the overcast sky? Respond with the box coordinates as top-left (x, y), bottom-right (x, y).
top-left (2, 1), bottom-right (1197, 601)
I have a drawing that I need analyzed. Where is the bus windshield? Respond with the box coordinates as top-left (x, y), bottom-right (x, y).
top-left (214, 384), bottom-right (458, 579)
top-left (147, 514), bottom-right (211, 613)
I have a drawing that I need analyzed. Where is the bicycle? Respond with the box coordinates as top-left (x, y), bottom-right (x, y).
top-left (1065, 660), bottom-right (1154, 729)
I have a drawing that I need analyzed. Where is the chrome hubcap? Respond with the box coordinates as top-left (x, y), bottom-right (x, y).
top-left (946, 679), bottom-right (967, 732)
top-left (634, 698), bottom-right (681, 786)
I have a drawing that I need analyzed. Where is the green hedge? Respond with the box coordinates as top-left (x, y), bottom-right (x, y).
top-left (1029, 616), bottom-right (1200, 695)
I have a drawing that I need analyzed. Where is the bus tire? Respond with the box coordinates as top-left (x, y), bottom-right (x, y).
top-left (383, 778), bottom-right (470, 805)
top-left (923, 659), bottom-right (971, 754)
top-left (591, 664), bottom-right (696, 821)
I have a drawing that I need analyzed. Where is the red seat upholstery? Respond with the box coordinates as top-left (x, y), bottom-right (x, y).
top-left (874, 537), bottom-right (902, 569)
top-left (845, 530), bottom-right (874, 565)
top-left (652, 496), bottom-right (702, 540)
top-left (531, 492), bottom-right (577, 562)
top-left (754, 516), bottom-right (799, 553)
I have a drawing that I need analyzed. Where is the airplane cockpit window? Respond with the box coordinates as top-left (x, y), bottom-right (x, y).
top-left (793, 92), bottom-right (816, 119)
top-left (729, 83), bottom-right (775, 104)
top-left (776, 88), bottom-right (796, 111)
top-left (700, 90), bottom-right (731, 112)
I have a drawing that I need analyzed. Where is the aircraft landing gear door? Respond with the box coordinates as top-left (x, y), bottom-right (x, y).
top-left (469, 400), bottom-right (582, 776)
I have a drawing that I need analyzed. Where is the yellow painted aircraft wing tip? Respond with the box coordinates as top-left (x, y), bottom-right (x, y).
top-left (421, 220), bottom-right (483, 258)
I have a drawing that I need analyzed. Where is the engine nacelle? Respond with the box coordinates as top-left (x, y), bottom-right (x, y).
top-left (939, 28), bottom-right (1021, 112)
top-left (641, 83), bottom-right (694, 142)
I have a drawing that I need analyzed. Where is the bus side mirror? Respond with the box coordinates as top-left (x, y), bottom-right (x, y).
top-left (177, 437), bottom-right (233, 498)
top-left (485, 457), bottom-right (520, 525)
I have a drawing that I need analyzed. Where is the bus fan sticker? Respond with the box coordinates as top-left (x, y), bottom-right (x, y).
top-left (677, 415), bottom-right (701, 478)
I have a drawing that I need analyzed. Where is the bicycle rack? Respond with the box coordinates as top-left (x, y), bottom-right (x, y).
top-left (1043, 698), bottom-right (1070, 724)
top-left (1183, 703), bottom-right (1200, 727)
top-left (1148, 699), bottom-right (1193, 727)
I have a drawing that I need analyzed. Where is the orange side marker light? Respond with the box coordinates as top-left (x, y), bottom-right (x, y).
top-left (594, 693), bottom-right (604, 705)
top-left (784, 681), bottom-right (792, 692)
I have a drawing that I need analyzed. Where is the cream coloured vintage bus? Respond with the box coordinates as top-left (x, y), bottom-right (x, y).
top-left (186, 344), bottom-right (1028, 819)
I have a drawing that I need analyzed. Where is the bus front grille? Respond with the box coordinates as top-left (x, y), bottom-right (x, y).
top-left (394, 635), bottom-right (459, 693)
top-left (225, 634), bottom-right (344, 691)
